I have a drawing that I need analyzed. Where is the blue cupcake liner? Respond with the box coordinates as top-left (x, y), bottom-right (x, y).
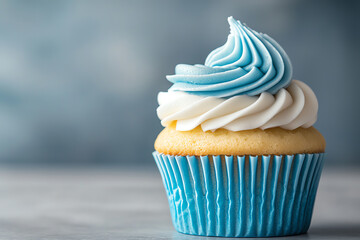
top-left (153, 151), bottom-right (325, 237)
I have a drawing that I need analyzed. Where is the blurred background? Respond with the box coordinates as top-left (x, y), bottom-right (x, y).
top-left (0, 0), bottom-right (359, 168)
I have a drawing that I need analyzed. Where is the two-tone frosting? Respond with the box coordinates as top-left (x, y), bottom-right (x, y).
top-left (157, 17), bottom-right (318, 132)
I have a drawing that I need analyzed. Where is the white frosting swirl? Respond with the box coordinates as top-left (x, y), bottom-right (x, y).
top-left (157, 80), bottom-right (318, 131)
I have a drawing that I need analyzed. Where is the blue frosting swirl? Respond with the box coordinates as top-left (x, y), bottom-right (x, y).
top-left (167, 16), bottom-right (293, 97)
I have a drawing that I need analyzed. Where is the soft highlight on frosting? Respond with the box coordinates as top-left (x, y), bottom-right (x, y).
top-left (167, 16), bottom-right (293, 97)
top-left (157, 80), bottom-right (317, 132)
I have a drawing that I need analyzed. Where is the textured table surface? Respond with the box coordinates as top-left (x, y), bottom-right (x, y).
top-left (0, 166), bottom-right (359, 240)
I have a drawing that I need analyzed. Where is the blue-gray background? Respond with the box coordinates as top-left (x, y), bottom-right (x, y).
top-left (0, 0), bottom-right (358, 167)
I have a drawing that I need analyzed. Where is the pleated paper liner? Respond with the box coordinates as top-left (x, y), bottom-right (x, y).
top-left (153, 152), bottom-right (324, 237)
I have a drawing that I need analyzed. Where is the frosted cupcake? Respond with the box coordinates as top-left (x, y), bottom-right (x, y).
top-left (153, 16), bottom-right (325, 237)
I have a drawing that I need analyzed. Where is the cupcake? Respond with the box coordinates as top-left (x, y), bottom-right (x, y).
top-left (153, 16), bottom-right (325, 238)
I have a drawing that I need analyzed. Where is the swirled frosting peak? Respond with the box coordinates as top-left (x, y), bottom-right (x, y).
top-left (167, 16), bottom-right (293, 97)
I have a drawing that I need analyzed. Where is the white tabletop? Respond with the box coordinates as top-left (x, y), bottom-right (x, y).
top-left (0, 166), bottom-right (359, 240)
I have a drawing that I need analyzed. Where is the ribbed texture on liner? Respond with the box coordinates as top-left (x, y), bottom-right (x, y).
top-left (153, 152), bottom-right (324, 237)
